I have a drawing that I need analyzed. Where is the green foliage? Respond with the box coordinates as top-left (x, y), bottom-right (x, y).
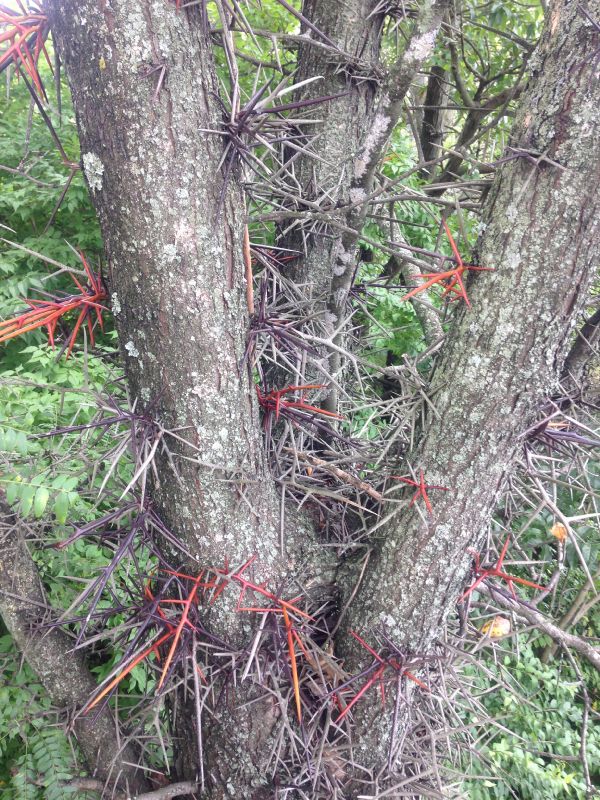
top-left (0, 5), bottom-right (597, 800)
top-left (429, 0), bottom-right (545, 151)
top-left (0, 63), bottom-right (153, 754)
top-left (0, 633), bottom-right (85, 800)
top-left (0, 66), bottom-right (102, 320)
top-left (355, 129), bottom-right (439, 369)
top-left (461, 643), bottom-right (600, 800)
top-left (0, 347), bottom-right (158, 742)
top-left (0, 342), bottom-right (119, 529)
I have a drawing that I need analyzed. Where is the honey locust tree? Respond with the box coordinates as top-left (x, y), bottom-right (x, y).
top-left (2, 0), bottom-right (600, 797)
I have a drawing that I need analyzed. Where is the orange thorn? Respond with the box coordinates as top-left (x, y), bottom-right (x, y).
top-left (282, 606), bottom-right (302, 723)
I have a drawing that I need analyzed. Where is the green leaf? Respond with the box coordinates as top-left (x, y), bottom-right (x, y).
top-left (33, 486), bottom-right (50, 518)
top-left (5, 481), bottom-right (18, 505)
top-left (15, 431), bottom-right (28, 455)
top-left (19, 484), bottom-right (36, 516)
top-left (53, 492), bottom-right (69, 525)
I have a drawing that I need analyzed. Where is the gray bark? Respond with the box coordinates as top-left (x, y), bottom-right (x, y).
top-left (285, 0), bottom-right (449, 410)
top-left (45, 0), bottom-right (285, 623)
top-left (343, 0), bottom-right (600, 776)
top-left (280, 0), bottom-right (384, 295)
top-left (420, 65), bottom-right (447, 171)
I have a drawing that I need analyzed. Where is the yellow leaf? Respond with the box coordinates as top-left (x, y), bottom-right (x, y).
top-left (481, 616), bottom-right (510, 639)
top-left (550, 522), bottom-right (568, 542)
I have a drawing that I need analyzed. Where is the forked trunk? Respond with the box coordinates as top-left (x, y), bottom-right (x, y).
top-left (39, 1), bottom-right (600, 798)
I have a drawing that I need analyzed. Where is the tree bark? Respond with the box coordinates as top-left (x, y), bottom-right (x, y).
top-left (420, 65), bottom-right (447, 172)
top-left (43, 2), bottom-right (325, 795)
top-left (343, 0), bottom-right (600, 776)
top-left (277, 0), bottom-right (384, 296)
top-left (44, 0), bottom-right (293, 631)
top-left (281, 0), bottom-right (449, 411)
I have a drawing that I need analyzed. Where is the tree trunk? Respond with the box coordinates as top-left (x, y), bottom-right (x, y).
top-left (44, 2), bottom-right (324, 795)
top-left (276, 0), bottom-right (384, 296)
top-left (420, 64), bottom-right (447, 172)
top-left (268, 2), bottom-right (450, 394)
top-left (45, 1), bottom-right (284, 583)
top-left (343, 0), bottom-right (600, 776)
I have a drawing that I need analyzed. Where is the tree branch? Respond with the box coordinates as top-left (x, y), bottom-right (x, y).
top-left (562, 307), bottom-right (600, 396)
top-left (319, 0), bottom-right (449, 410)
top-left (384, 210), bottom-right (444, 346)
top-left (352, 0), bottom-right (451, 191)
top-left (484, 585), bottom-right (600, 673)
top-left (432, 79), bottom-right (526, 189)
top-left (342, 1), bottom-right (600, 773)
top-left (0, 498), bottom-right (148, 794)
top-left (65, 778), bottom-right (198, 799)
top-left (541, 567), bottom-right (600, 663)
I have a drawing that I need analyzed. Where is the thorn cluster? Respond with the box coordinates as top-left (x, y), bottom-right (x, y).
top-left (390, 469), bottom-right (448, 515)
top-left (461, 536), bottom-right (544, 601)
top-left (402, 221), bottom-right (493, 307)
top-left (257, 383), bottom-right (343, 422)
top-left (0, 253), bottom-right (107, 358)
top-left (84, 556), bottom-right (310, 719)
top-left (0, 2), bottom-right (50, 99)
top-left (336, 631), bottom-right (430, 722)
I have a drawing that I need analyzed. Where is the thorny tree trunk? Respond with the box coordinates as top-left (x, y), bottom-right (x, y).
top-left (40, 1), bottom-right (441, 793)
top-left (45, 1), bottom-right (330, 795)
top-left (278, 0), bottom-right (383, 295)
top-left (46, 0), bottom-right (284, 589)
top-left (28, 0), bottom-right (600, 798)
top-left (277, 1), bottom-right (448, 409)
top-left (343, 0), bottom-right (600, 775)
top-left (419, 64), bottom-right (448, 171)
top-left (269, 0), bottom-right (386, 411)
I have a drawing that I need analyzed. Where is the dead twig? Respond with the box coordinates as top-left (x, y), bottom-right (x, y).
top-left (287, 449), bottom-right (384, 502)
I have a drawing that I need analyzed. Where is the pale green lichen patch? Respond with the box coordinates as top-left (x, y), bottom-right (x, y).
top-left (111, 292), bottom-right (122, 315)
top-left (82, 152), bottom-right (104, 193)
top-left (124, 340), bottom-right (140, 358)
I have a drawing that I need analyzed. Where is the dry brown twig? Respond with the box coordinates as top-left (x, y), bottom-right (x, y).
top-left (285, 448), bottom-right (384, 502)
top-left (64, 778), bottom-right (198, 799)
